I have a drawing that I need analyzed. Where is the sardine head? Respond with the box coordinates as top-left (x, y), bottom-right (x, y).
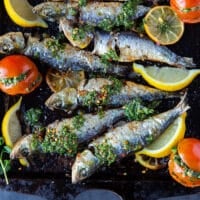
top-left (72, 150), bottom-right (100, 184)
top-left (45, 87), bottom-right (78, 113)
top-left (0, 32), bottom-right (25, 54)
top-left (10, 135), bottom-right (34, 160)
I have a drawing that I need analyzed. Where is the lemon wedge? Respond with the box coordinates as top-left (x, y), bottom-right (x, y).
top-left (2, 97), bottom-right (29, 167)
top-left (136, 113), bottom-right (187, 158)
top-left (135, 154), bottom-right (167, 170)
top-left (4, 0), bottom-right (48, 28)
top-left (144, 6), bottom-right (184, 45)
top-left (46, 69), bottom-right (85, 92)
top-left (133, 63), bottom-right (200, 91)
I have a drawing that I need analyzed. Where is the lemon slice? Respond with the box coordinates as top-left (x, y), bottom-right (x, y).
top-left (135, 154), bottom-right (167, 170)
top-left (136, 113), bottom-right (187, 158)
top-left (4, 0), bottom-right (48, 28)
top-left (133, 63), bottom-right (200, 91)
top-left (46, 69), bottom-right (85, 92)
top-left (2, 97), bottom-right (29, 167)
top-left (144, 6), bottom-right (184, 45)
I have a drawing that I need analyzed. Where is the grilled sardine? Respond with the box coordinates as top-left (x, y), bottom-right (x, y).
top-left (10, 108), bottom-right (125, 159)
top-left (45, 77), bottom-right (181, 112)
top-left (72, 95), bottom-right (189, 183)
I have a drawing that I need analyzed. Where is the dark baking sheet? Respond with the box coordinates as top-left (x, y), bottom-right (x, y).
top-left (0, 0), bottom-right (200, 199)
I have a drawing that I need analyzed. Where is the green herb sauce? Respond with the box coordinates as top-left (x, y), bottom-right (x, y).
top-left (72, 114), bottom-right (85, 130)
top-left (72, 25), bottom-right (94, 41)
top-left (124, 98), bottom-right (157, 121)
top-left (95, 140), bottom-right (117, 166)
top-left (98, 0), bottom-right (142, 31)
top-left (101, 49), bottom-right (119, 67)
top-left (78, 0), bottom-right (87, 7)
top-left (41, 125), bottom-right (78, 157)
top-left (45, 38), bottom-right (65, 58)
top-left (81, 77), bottom-right (123, 107)
top-left (0, 71), bottom-right (29, 86)
top-left (174, 149), bottom-right (200, 179)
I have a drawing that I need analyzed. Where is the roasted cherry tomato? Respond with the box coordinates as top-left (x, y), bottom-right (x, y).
top-left (0, 55), bottom-right (42, 95)
top-left (178, 138), bottom-right (200, 172)
top-left (170, 0), bottom-right (200, 23)
top-left (169, 153), bottom-right (200, 187)
top-left (168, 138), bottom-right (200, 187)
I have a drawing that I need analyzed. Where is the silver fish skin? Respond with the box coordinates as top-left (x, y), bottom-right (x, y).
top-left (33, 2), bottom-right (149, 23)
top-left (45, 77), bottom-right (180, 112)
top-left (72, 96), bottom-right (189, 183)
top-left (23, 36), bottom-right (131, 76)
top-left (79, 2), bottom-right (149, 26)
top-left (93, 31), bottom-right (196, 68)
top-left (0, 32), bottom-right (131, 77)
top-left (32, 2), bottom-right (78, 22)
top-left (10, 108), bottom-right (124, 159)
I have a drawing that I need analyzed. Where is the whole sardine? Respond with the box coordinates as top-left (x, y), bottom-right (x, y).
top-left (93, 31), bottom-right (196, 68)
top-left (33, 1), bottom-right (149, 23)
top-left (0, 32), bottom-right (131, 77)
top-left (79, 2), bottom-right (149, 26)
top-left (32, 2), bottom-right (79, 22)
top-left (72, 96), bottom-right (189, 183)
top-left (10, 108), bottom-right (125, 159)
top-left (45, 77), bottom-right (180, 112)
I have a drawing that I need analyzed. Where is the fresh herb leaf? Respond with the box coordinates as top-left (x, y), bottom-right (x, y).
top-left (101, 49), bottom-right (119, 66)
top-left (124, 98), bottom-right (157, 121)
top-left (72, 114), bottom-right (85, 130)
top-left (24, 108), bottom-right (42, 126)
top-left (95, 140), bottom-right (117, 166)
top-left (0, 137), bottom-right (12, 185)
top-left (45, 38), bottom-right (65, 58)
top-left (41, 126), bottom-right (78, 157)
top-left (78, 0), bottom-right (87, 7)
top-left (72, 25), bottom-right (94, 41)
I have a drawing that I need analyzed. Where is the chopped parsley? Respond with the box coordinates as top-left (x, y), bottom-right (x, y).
top-left (72, 114), bottom-right (85, 130)
top-left (45, 38), bottom-right (65, 58)
top-left (0, 71), bottom-right (29, 86)
top-left (94, 140), bottom-right (117, 166)
top-left (173, 148), bottom-right (200, 179)
top-left (98, 0), bottom-right (142, 31)
top-left (81, 77), bottom-right (123, 107)
top-left (101, 49), bottom-right (119, 66)
top-left (78, 0), bottom-right (87, 7)
top-left (124, 98), bottom-right (159, 121)
top-left (41, 125), bottom-right (78, 157)
top-left (72, 25), bottom-right (94, 41)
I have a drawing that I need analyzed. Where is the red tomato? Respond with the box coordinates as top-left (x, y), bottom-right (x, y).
top-left (169, 153), bottom-right (200, 187)
top-left (170, 0), bottom-right (200, 23)
top-left (0, 55), bottom-right (42, 95)
top-left (178, 138), bottom-right (200, 172)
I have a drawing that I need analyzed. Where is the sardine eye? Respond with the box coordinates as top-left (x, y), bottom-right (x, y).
top-left (80, 168), bottom-right (88, 178)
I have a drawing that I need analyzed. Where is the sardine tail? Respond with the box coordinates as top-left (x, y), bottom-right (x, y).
top-left (176, 92), bottom-right (190, 114)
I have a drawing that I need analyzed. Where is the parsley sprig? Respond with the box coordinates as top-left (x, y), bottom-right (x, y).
top-left (0, 137), bottom-right (11, 185)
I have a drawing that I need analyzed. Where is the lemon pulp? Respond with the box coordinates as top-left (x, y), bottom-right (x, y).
top-left (4, 0), bottom-right (48, 28)
top-left (133, 63), bottom-right (200, 91)
top-left (144, 6), bottom-right (184, 45)
top-left (136, 113), bottom-right (187, 158)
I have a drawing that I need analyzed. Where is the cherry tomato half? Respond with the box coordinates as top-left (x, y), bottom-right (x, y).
top-left (168, 153), bottom-right (200, 187)
top-left (170, 0), bottom-right (200, 23)
top-left (0, 55), bottom-right (42, 95)
top-left (178, 138), bottom-right (200, 172)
